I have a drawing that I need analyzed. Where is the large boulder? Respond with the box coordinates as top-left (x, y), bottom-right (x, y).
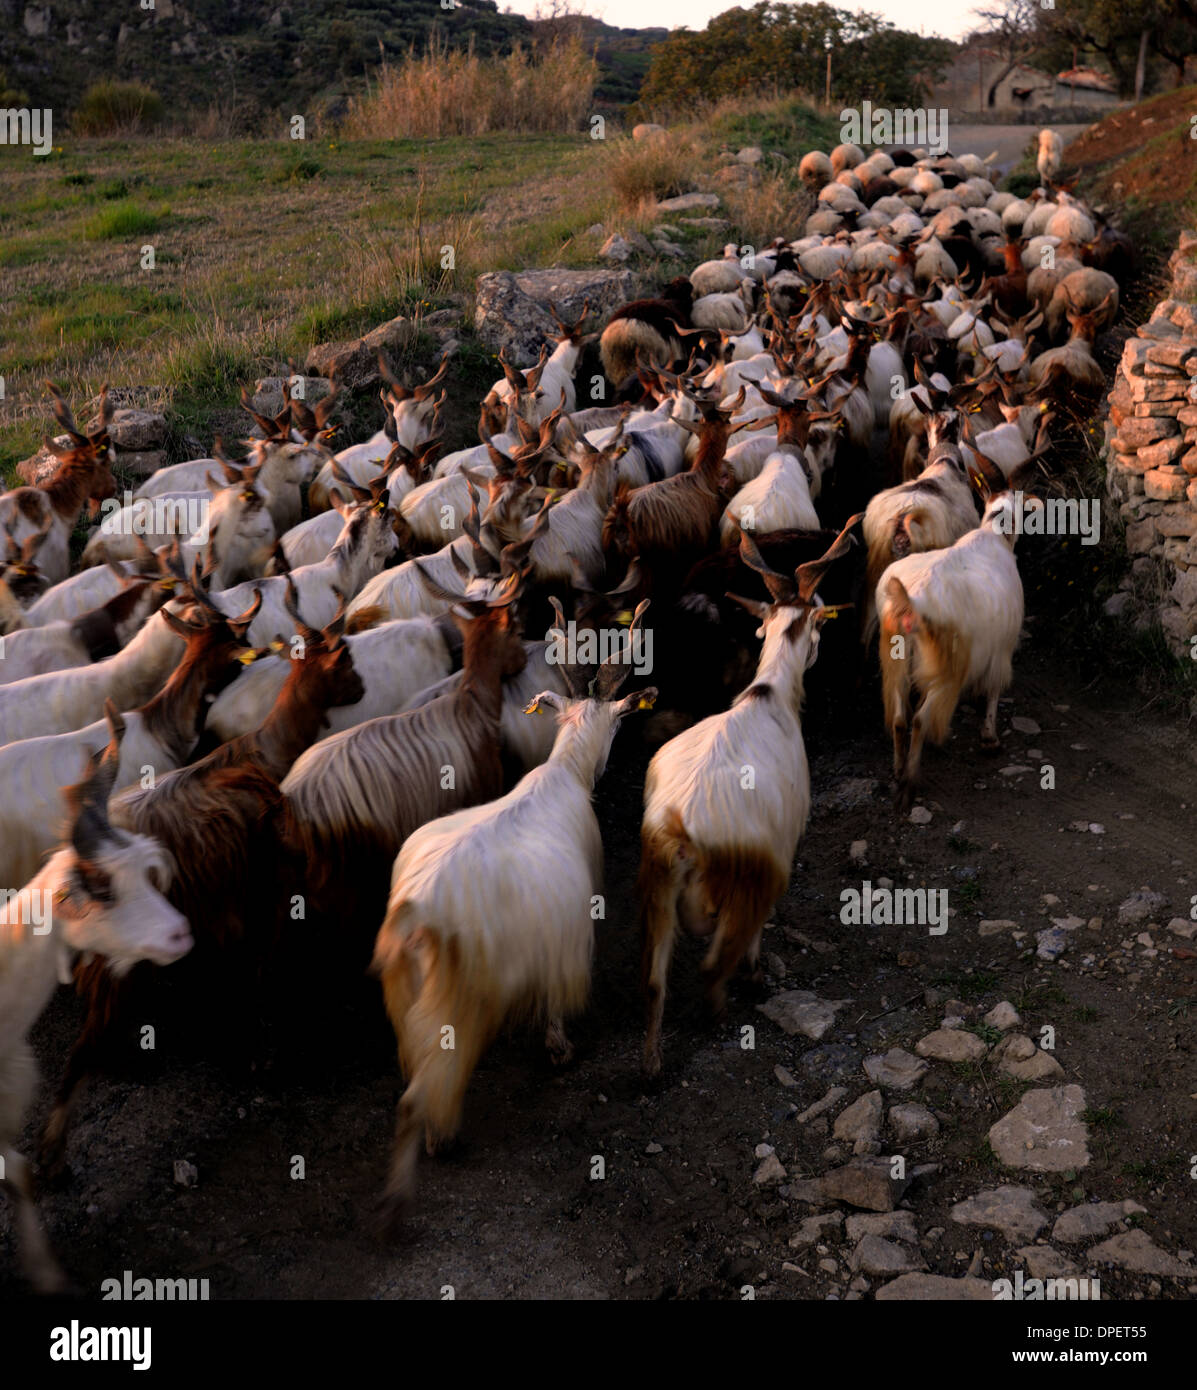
top-left (473, 268), bottom-right (637, 367)
top-left (304, 315), bottom-right (416, 390)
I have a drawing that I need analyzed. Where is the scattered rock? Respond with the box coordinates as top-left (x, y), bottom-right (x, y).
top-left (908, 805), bottom-right (932, 824)
top-left (951, 1185), bottom-right (1049, 1242)
top-left (737, 145), bottom-right (764, 164)
top-left (250, 375), bottom-right (331, 419)
top-left (113, 449), bottom-right (168, 480)
top-left (876, 1273), bottom-right (993, 1300)
top-left (821, 1157), bottom-right (912, 1211)
top-left (864, 1048), bottom-right (929, 1091)
top-left (654, 192), bottom-right (721, 213)
top-left (1010, 716), bottom-right (1041, 734)
top-left (915, 1029), bottom-right (987, 1063)
top-left (1035, 927), bottom-right (1069, 961)
top-left (789, 1212), bottom-right (843, 1248)
top-left (845, 1211), bottom-right (919, 1244)
top-left (1167, 917), bottom-right (1197, 940)
top-left (753, 1152), bottom-right (787, 1186)
top-left (795, 1085), bottom-right (847, 1123)
top-left (473, 268), bottom-right (635, 366)
top-left (773, 1065), bottom-right (798, 1088)
top-left (304, 314), bottom-right (416, 389)
top-left (758, 990), bottom-right (848, 1040)
top-left (888, 1103), bottom-right (940, 1142)
top-left (631, 122), bottom-right (666, 141)
top-left (983, 1001), bottom-right (1021, 1031)
top-left (173, 1159), bottom-right (198, 1188)
top-left (87, 406), bottom-right (167, 451)
top-left (849, 839), bottom-right (868, 864)
top-left (988, 1085), bottom-right (1091, 1172)
top-left (833, 1091), bottom-right (883, 1151)
top-left (1088, 1229), bottom-right (1193, 1277)
top-left (851, 1235), bottom-right (927, 1275)
top-left (979, 919), bottom-right (1019, 936)
top-left (1052, 1200), bottom-right (1147, 1243)
top-left (1015, 1245), bottom-right (1081, 1279)
top-left (1117, 889), bottom-right (1168, 925)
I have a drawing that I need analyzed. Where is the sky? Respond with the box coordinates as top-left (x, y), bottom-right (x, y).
top-left (499, 0), bottom-right (981, 42)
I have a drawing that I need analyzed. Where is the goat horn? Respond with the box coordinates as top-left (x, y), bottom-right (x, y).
top-left (67, 699), bottom-right (126, 862)
top-left (796, 512), bottom-right (863, 605)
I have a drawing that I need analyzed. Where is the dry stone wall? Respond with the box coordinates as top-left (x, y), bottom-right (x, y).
top-left (1104, 231), bottom-right (1197, 653)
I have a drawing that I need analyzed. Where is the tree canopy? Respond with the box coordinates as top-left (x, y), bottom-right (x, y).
top-left (637, 3), bottom-right (955, 113)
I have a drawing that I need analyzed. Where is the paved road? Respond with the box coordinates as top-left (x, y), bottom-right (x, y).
top-left (943, 123), bottom-right (1091, 176)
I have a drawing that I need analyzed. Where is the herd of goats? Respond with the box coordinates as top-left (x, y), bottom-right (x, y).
top-left (0, 128), bottom-right (1134, 1292)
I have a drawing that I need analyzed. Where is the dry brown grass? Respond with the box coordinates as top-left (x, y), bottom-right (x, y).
top-left (341, 34), bottom-right (598, 139)
top-left (606, 128), bottom-right (704, 210)
top-left (719, 172), bottom-right (816, 253)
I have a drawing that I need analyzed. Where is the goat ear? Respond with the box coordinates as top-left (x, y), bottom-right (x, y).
top-left (613, 686), bottom-right (658, 718)
top-left (523, 690), bottom-right (566, 716)
top-left (727, 592), bottom-right (771, 621)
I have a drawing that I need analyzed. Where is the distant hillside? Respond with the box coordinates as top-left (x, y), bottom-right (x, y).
top-left (0, 0), bottom-right (665, 122)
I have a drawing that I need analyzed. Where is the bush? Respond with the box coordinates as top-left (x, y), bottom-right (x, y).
top-left (73, 81), bottom-right (164, 136)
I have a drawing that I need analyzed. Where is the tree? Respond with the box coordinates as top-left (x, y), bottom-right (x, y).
top-left (968, 0), bottom-right (1045, 108)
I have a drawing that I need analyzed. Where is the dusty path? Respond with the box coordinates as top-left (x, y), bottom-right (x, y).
top-left (943, 123), bottom-right (1091, 176)
top-left (6, 625), bottom-right (1194, 1301)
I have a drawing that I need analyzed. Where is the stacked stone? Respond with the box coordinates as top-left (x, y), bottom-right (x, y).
top-left (1103, 231), bottom-right (1197, 651)
top-left (93, 407), bottom-right (170, 481)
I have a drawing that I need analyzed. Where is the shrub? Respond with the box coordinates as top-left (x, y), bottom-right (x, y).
top-left (73, 81), bottom-right (164, 136)
top-left (607, 130), bottom-right (702, 209)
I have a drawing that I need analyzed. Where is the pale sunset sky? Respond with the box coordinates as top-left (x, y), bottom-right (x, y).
top-left (500, 0), bottom-right (980, 41)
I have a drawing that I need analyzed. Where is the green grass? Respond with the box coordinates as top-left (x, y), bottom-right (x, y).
top-left (82, 202), bottom-right (168, 241)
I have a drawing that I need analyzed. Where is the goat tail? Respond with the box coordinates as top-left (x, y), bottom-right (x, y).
top-left (879, 574), bottom-right (918, 734)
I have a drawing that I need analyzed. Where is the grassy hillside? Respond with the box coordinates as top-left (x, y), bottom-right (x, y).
top-left (0, 97), bottom-right (839, 479)
top-left (1064, 86), bottom-right (1197, 261)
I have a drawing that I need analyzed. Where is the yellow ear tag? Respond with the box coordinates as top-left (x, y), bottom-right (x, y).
top-left (615, 609), bottom-right (634, 625)
top-left (820, 606), bottom-right (842, 620)
top-left (374, 499), bottom-right (388, 513)
top-left (269, 639), bottom-right (287, 653)
top-left (523, 696), bottom-right (543, 715)
top-left (637, 692), bottom-right (657, 710)
top-left (237, 649), bottom-right (258, 665)
top-left (156, 579), bottom-right (176, 591)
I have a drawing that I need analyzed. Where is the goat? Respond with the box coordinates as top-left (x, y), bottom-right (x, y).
top-left (1037, 129), bottom-right (1064, 188)
top-left (40, 588), bottom-right (363, 1175)
top-left (0, 572), bottom-right (168, 685)
top-left (878, 487), bottom-right (1029, 810)
top-left (639, 520), bottom-right (859, 1076)
top-left (0, 384), bottom-right (117, 585)
top-left (0, 707), bottom-right (190, 1291)
top-left (0, 588), bottom-right (263, 892)
top-left (282, 579), bottom-right (530, 937)
top-left (599, 277), bottom-right (694, 386)
top-left (372, 606), bottom-right (656, 1223)
top-left (602, 387), bottom-right (743, 598)
top-left (0, 517), bottom-right (54, 631)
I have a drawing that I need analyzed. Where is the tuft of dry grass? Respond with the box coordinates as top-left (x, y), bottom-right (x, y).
top-left (606, 129), bottom-right (704, 210)
top-left (341, 34), bottom-right (597, 139)
top-left (719, 172), bottom-right (816, 253)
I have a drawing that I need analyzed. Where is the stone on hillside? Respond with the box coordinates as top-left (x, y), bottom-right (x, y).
top-left (845, 1210), bottom-right (919, 1244)
top-left (788, 1212), bottom-right (843, 1248)
top-left (988, 1085), bottom-right (1091, 1172)
top-left (876, 1273), bottom-right (993, 1300)
top-left (16, 438), bottom-right (74, 485)
top-left (951, 1185), bottom-right (1049, 1242)
top-left (632, 122), bottom-right (666, 141)
top-left (655, 192), bottom-right (720, 213)
top-left (1117, 889), bottom-right (1168, 924)
top-left (864, 1048), bottom-right (928, 1090)
top-left (1016, 1246), bottom-right (1081, 1279)
top-left (85, 406), bottom-right (167, 451)
top-left (888, 1103), bottom-right (939, 1142)
top-left (915, 1029), bottom-right (986, 1063)
top-left (113, 449), bottom-right (168, 480)
top-left (821, 1157), bottom-right (912, 1211)
top-left (473, 267), bottom-right (635, 367)
top-left (304, 314), bottom-right (416, 390)
top-left (851, 1235), bottom-right (926, 1275)
top-left (737, 145), bottom-right (764, 164)
top-left (795, 1085), bottom-right (847, 1123)
top-left (1088, 1229), bottom-right (1193, 1276)
top-left (251, 375), bottom-right (331, 419)
top-left (1052, 1200), bottom-right (1147, 1243)
top-left (758, 990), bottom-right (848, 1040)
top-left (984, 1001), bottom-right (1021, 1031)
top-left (833, 1090), bottom-right (883, 1149)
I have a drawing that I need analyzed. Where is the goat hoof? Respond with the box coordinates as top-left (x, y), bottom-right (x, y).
top-left (547, 1040), bottom-right (575, 1068)
top-left (641, 1047), bottom-right (663, 1080)
top-left (979, 737), bottom-right (1002, 755)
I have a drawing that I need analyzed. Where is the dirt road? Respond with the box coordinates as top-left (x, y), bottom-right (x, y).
top-left (944, 123), bottom-right (1091, 176)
